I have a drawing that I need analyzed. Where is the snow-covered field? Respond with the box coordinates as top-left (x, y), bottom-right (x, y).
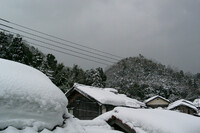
top-left (96, 107), bottom-right (200, 133)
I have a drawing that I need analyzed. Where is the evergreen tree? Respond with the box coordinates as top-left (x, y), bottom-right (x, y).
top-left (85, 67), bottom-right (106, 88)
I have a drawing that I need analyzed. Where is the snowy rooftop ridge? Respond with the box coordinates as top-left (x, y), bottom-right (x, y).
top-left (168, 99), bottom-right (198, 111)
top-left (0, 58), bottom-right (68, 131)
top-left (144, 95), bottom-right (170, 103)
top-left (73, 83), bottom-right (145, 108)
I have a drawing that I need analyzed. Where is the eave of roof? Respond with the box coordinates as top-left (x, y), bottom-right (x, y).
top-left (144, 95), bottom-right (170, 104)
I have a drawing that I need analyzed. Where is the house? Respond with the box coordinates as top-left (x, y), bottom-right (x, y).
top-left (193, 98), bottom-right (200, 110)
top-left (167, 99), bottom-right (198, 115)
top-left (65, 83), bottom-right (144, 120)
top-left (96, 107), bottom-right (200, 133)
top-left (144, 95), bottom-right (170, 108)
top-left (107, 115), bottom-right (136, 133)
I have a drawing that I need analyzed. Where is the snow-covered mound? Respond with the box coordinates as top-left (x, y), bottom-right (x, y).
top-left (77, 119), bottom-right (123, 133)
top-left (0, 59), bottom-right (68, 131)
top-left (96, 107), bottom-right (200, 133)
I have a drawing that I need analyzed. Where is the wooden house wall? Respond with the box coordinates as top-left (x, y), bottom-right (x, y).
top-left (146, 98), bottom-right (169, 108)
top-left (67, 90), bottom-right (101, 120)
top-left (174, 105), bottom-right (196, 115)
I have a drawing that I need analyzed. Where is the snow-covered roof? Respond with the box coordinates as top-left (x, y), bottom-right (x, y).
top-left (70, 83), bottom-right (145, 108)
top-left (168, 99), bottom-right (198, 111)
top-left (193, 98), bottom-right (200, 108)
top-left (144, 95), bottom-right (170, 103)
top-left (96, 107), bottom-right (200, 133)
top-left (0, 59), bottom-right (68, 131)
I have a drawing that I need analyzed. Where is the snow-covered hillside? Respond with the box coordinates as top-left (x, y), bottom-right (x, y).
top-left (105, 55), bottom-right (200, 101)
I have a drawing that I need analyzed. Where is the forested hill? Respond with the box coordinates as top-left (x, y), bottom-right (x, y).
top-left (1, 31), bottom-right (200, 102)
top-left (105, 55), bottom-right (200, 101)
top-left (0, 32), bottom-right (106, 92)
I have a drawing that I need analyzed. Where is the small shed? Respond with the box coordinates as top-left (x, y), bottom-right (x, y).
top-left (168, 99), bottom-right (198, 115)
top-left (144, 95), bottom-right (170, 108)
top-left (65, 83), bottom-right (144, 120)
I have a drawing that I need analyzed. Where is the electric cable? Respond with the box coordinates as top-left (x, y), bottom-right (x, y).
top-left (0, 27), bottom-right (115, 64)
top-left (0, 23), bottom-right (118, 62)
top-left (0, 17), bottom-right (123, 59)
top-left (0, 28), bottom-right (111, 66)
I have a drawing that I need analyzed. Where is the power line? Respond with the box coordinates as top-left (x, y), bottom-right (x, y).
top-left (0, 28), bottom-right (110, 66)
top-left (0, 27), bottom-right (115, 64)
top-left (30, 42), bottom-right (110, 66)
top-left (0, 22), bottom-right (119, 62)
top-left (0, 17), bottom-right (123, 59)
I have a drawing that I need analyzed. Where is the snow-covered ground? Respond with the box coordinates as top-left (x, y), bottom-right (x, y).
top-left (0, 115), bottom-right (85, 133)
top-left (96, 107), bottom-right (200, 133)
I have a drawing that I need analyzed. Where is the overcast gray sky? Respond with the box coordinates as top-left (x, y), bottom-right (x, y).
top-left (0, 0), bottom-right (200, 73)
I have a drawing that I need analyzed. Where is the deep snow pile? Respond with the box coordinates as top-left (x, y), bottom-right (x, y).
top-left (96, 107), bottom-right (200, 133)
top-left (0, 114), bottom-right (85, 133)
top-left (77, 119), bottom-right (123, 133)
top-left (0, 59), bottom-right (68, 131)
